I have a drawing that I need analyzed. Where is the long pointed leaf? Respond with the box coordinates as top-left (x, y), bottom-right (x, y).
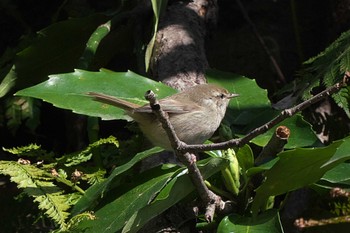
top-left (16, 69), bottom-right (176, 120)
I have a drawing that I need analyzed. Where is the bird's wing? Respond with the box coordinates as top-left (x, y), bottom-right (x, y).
top-left (135, 99), bottom-right (201, 114)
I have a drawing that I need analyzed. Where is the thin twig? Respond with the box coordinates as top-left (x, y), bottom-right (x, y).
top-left (255, 126), bottom-right (290, 165)
top-left (144, 73), bottom-right (349, 221)
top-left (235, 0), bottom-right (286, 83)
top-left (144, 90), bottom-right (226, 222)
top-left (178, 73), bottom-right (350, 153)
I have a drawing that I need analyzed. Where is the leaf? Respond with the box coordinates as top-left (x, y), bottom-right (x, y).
top-left (236, 145), bottom-right (254, 172)
top-left (206, 69), bottom-right (270, 125)
top-left (73, 157), bottom-right (228, 233)
top-left (251, 137), bottom-right (350, 214)
top-left (78, 20), bottom-right (112, 69)
top-left (64, 212), bottom-right (97, 232)
top-left (301, 29), bottom-right (350, 116)
top-left (0, 161), bottom-right (70, 228)
top-left (145, 0), bottom-right (168, 71)
top-left (321, 163), bottom-right (350, 184)
top-left (3, 143), bottom-right (50, 158)
top-left (217, 209), bottom-right (284, 233)
top-left (251, 114), bottom-right (320, 149)
top-left (122, 157), bottom-right (229, 233)
top-left (75, 167), bottom-right (175, 233)
top-left (246, 158), bottom-right (278, 178)
top-left (0, 14), bottom-right (109, 95)
top-left (71, 147), bottom-right (164, 215)
top-left (57, 136), bottom-right (119, 167)
top-left (332, 86), bottom-right (350, 120)
top-left (16, 69), bottom-right (177, 120)
top-left (206, 70), bottom-right (318, 148)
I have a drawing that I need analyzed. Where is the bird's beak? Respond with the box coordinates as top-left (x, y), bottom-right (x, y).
top-left (229, 93), bottom-right (239, 98)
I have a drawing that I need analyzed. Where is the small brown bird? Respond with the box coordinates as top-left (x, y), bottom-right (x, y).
top-left (88, 84), bottom-right (238, 150)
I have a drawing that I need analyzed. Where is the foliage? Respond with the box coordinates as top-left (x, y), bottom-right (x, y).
top-left (145, 0), bottom-right (168, 71)
top-left (217, 209), bottom-right (283, 233)
top-left (0, 137), bottom-right (119, 231)
top-left (0, 14), bottom-right (110, 97)
top-left (0, 160), bottom-right (71, 228)
top-left (13, 68), bottom-right (350, 231)
top-left (300, 30), bottom-right (350, 117)
top-left (16, 69), bottom-right (177, 121)
top-left (1, 1), bottom-right (350, 232)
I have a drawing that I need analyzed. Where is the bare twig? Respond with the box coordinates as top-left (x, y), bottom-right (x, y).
top-left (144, 90), bottom-right (228, 222)
top-left (235, 0), bottom-right (286, 83)
top-left (178, 73), bottom-right (350, 153)
top-left (145, 73), bottom-right (349, 222)
top-left (255, 126), bottom-right (290, 165)
top-left (295, 215), bottom-right (350, 229)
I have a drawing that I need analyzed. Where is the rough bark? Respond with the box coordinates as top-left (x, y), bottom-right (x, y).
top-left (151, 0), bottom-right (218, 90)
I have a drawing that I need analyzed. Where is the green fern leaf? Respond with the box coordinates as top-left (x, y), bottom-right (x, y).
top-left (339, 46), bottom-right (350, 73)
top-left (3, 144), bottom-right (54, 161)
top-left (333, 86), bottom-right (350, 116)
top-left (58, 136), bottom-right (119, 167)
top-left (83, 169), bottom-right (106, 185)
top-left (35, 192), bottom-right (70, 227)
top-left (301, 29), bottom-right (350, 116)
top-left (0, 161), bottom-right (70, 228)
top-left (323, 62), bottom-right (340, 87)
top-left (50, 211), bottom-right (96, 233)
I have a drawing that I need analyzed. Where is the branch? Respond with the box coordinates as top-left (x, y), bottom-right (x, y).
top-left (255, 125), bottom-right (290, 165)
top-left (235, 0), bottom-right (286, 83)
top-left (144, 72), bottom-right (349, 221)
top-left (178, 73), bottom-right (350, 153)
top-left (144, 90), bottom-right (230, 222)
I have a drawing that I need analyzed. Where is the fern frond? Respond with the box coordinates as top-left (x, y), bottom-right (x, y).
top-left (83, 169), bottom-right (106, 185)
top-left (58, 136), bottom-right (119, 167)
top-left (301, 29), bottom-right (350, 117)
top-left (3, 144), bottom-right (54, 161)
top-left (339, 46), bottom-right (350, 73)
top-left (333, 86), bottom-right (350, 116)
top-left (50, 211), bottom-right (96, 233)
top-left (0, 161), bottom-right (70, 228)
top-left (65, 211), bottom-right (96, 231)
top-left (5, 96), bottom-right (41, 135)
top-left (35, 192), bottom-right (70, 227)
top-left (91, 135), bottom-right (119, 148)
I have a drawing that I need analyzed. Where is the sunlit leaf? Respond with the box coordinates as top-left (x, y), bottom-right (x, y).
top-left (217, 209), bottom-right (283, 233)
top-left (252, 137), bottom-right (350, 214)
top-left (16, 69), bottom-right (176, 120)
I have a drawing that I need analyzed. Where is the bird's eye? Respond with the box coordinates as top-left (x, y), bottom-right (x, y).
top-left (219, 93), bottom-right (225, 99)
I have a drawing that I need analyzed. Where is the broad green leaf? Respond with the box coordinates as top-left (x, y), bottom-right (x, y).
top-left (236, 144), bottom-right (254, 172)
top-left (75, 167), bottom-right (175, 233)
top-left (71, 147), bottom-right (164, 215)
top-left (217, 209), bottom-right (283, 233)
top-left (206, 69), bottom-right (270, 125)
top-left (252, 137), bottom-right (350, 214)
top-left (321, 163), bottom-right (350, 183)
top-left (246, 158), bottom-right (278, 178)
top-left (145, 0), bottom-right (168, 71)
top-left (16, 69), bottom-right (177, 120)
top-left (251, 114), bottom-right (320, 149)
top-left (122, 157), bottom-right (229, 233)
top-left (206, 70), bottom-right (319, 148)
top-left (1, 14), bottom-right (109, 94)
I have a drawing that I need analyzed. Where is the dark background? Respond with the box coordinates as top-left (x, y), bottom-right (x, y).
top-left (1, 0), bottom-right (349, 232)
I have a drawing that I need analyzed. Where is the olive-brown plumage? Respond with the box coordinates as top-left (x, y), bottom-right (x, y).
top-left (88, 84), bottom-right (238, 150)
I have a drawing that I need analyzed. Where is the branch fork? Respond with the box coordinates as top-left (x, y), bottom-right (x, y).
top-left (144, 73), bottom-right (349, 222)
